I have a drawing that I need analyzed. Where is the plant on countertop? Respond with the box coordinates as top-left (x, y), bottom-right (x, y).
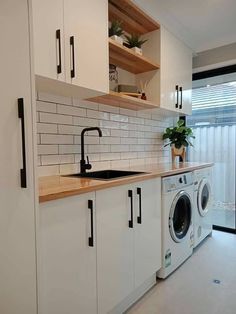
top-left (109, 20), bottom-right (124, 37)
top-left (162, 119), bottom-right (195, 149)
top-left (124, 34), bottom-right (148, 48)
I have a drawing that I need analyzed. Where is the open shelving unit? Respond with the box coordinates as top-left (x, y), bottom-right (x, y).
top-left (109, 38), bottom-right (159, 74)
top-left (88, 0), bottom-right (161, 111)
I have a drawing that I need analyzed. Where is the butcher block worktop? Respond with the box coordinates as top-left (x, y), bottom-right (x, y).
top-left (39, 162), bottom-right (213, 203)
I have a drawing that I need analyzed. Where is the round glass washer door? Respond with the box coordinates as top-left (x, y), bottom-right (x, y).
top-left (197, 178), bottom-right (211, 217)
top-left (169, 191), bottom-right (192, 243)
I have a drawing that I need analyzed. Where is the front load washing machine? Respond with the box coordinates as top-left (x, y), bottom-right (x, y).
top-left (157, 172), bottom-right (194, 279)
top-left (193, 167), bottom-right (213, 248)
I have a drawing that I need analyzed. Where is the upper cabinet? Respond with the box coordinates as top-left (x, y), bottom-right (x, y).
top-left (32, 0), bottom-right (109, 95)
top-left (160, 27), bottom-right (192, 115)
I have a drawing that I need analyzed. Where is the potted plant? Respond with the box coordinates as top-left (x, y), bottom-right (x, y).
top-left (162, 119), bottom-right (195, 162)
top-left (109, 20), bottom-right (124, 45)
top-left (124, 34), bottom-right (148, 55)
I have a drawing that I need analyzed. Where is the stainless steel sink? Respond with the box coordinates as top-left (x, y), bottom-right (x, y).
top-left (65, 169), bottom-right (147, 181)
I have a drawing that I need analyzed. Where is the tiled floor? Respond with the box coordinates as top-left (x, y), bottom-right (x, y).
top-left (127, 231), bottom-right (236, 314)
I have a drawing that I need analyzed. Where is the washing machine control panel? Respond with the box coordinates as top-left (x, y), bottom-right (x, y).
top-left (162, 172), bottom-right (193, 192)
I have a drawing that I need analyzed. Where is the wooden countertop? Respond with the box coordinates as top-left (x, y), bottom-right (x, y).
top-left (39, 162), bottom-right (213, 203)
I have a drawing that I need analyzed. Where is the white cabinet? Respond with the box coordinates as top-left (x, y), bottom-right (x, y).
top-left (96, 178), bottom-right (161, 314)
top-left (160, 27), bottom-right (192, 115)
top-left (32, 0), bottom-right (65, 81)
top-left (0, 1), bottom-right (37, 313)
top-left (38, 193), bottom-right (97, 314)
top-left (32, 0), bottom-right (109, 94)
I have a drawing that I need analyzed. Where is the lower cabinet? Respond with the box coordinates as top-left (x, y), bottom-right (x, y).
top-left (38, 178), bottom-right (161, 314)
top-left (96, 178), bottom-right (161, 314)
top-left (38, 192), bottom-right (97, 314)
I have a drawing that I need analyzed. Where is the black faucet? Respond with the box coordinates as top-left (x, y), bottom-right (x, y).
top-left (80, 127), bottom-right (102, 173)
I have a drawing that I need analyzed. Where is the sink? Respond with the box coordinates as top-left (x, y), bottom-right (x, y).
top-left (65, 169), bottom-right (147, 181)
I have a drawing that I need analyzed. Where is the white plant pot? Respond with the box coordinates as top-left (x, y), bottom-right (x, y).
top-left (131, 46), bottom-right (142, 55)
top-left (110, 35), bottom-right (123, 45)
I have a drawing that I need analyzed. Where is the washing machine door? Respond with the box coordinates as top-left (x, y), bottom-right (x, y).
top-left (169, 191), bottom-right (192, 243)
top-left (197, 178), bottom-right (211, 217)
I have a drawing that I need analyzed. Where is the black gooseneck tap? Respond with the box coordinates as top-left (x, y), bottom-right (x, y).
top-left (80, 127), bottom-right (102, 173)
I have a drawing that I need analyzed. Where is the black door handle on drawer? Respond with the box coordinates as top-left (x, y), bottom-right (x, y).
top-left (18, 98), bottom-right (27, 188)
top-left (88, 200), bottom-right (94, 247)
top-left (137, 187), bottom-right (142, 224)
top-left (128, 190), bottom-right (133, 228)
top-left (56, 29), bottom-right (62, 74)
top-left (70, 36), bottom-right (75, 78)
top-left (179, 86), bottom-right (183, 109)
top-left (175, 85), bottom-right (179, 108)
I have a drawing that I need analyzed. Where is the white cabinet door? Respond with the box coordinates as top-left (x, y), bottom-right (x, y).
top-left (32, 0), bottom-right (65, 81)
top-left (160, 27), bottom-right (192, 115)
top-left (64, 0), bottom-right (109, 93)
top-left (134, 178), bottom-right (162, 288)
top-left (39, 193), bottom-right (97, 314)
top-left (0, 1), bottom-right (37, 313)
top-left (96, 185), bottom-right (134, 314)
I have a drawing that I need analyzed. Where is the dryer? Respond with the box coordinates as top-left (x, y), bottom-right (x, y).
top-left (157, 172), bottom-right (194, 279)
top-left (193, 167), bottom-right (213, 248)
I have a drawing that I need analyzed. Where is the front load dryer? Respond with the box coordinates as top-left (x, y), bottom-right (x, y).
top-left (193, 167), bottom-right (213, 248)
top-left (157, 172), bottom-right (194, 279)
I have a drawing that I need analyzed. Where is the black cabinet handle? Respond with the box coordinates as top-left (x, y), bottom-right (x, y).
top-left (88, 200), bottom-right (94, 247)
top-left (70, 36), bottom-right (75, 78)
top-left (175, 85), bottom-right (179, 108)
top-left (137, 187), bottom-right (142, 224)
top-left (128, 190), bottom-right (133, 228)
top-left (179, 86), bottom-right (183, 109)
top-left (56, 29), bottom-right (62, 74)
top-left (18, 98), bottom-right (27, 188)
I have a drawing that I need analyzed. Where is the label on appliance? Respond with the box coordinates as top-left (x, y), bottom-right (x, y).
top-left (165, 249), bottom-right (171, 268)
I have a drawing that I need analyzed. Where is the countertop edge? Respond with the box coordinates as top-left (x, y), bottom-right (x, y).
top-left (39, 163), bottom-right (214, 203)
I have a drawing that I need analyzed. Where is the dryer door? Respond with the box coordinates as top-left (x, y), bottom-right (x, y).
top-left (197, 178), bottom-right (211, 217)
top-left (169, 191), bottom-right (192, 243)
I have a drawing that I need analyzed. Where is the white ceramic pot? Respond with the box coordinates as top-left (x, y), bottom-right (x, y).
top-left (110, 35), bottom-right (123, 45)
top-left (131, 46), bottom-right (142, 55)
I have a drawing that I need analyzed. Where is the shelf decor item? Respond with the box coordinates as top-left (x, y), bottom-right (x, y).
top-left (139, 80), bottom-right (149, 100)
top-left (124, 34), bottom-right (148, 55)
top-left (109, 20), bottom-right (124, 45)
top-left (162, 119), bottom-right (195, 163)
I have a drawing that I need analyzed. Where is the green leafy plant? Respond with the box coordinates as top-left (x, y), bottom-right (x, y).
top-left (163, 119), bottom-right (195, 149)
top-left (109, 21), bottom-right (124, 37)
top-left (124, 34), bottom-right (148, 48)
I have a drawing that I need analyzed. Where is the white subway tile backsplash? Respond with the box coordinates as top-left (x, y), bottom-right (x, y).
top-left (57, 104), bottom-right (86, 117)
top-left (37, 93), bottom-right (173, 176)
top-left (41, 134), bottom-right (73, 145)
top-left (36, 101), bottom-right (57, 113)
top-left (37, 123), bottom-right (58, 134)
top-left (40, 112), bottom-right (73, 125)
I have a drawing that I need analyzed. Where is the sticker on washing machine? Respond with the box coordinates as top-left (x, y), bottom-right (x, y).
top-left (190, 230), bottom-right (194, 248)
top-left (165, 249), bottom-right (171, 268)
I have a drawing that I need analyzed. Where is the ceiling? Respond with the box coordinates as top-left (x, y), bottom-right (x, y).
top-left (135, 0), bottom-right (236, 53)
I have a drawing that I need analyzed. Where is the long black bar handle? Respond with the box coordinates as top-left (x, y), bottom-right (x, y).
top-left (70, 36), bottom-right (75, 78)
top-left (88, 200), bottom-right (94, 247)
top-left (56, 29), bottom-right (62, 74)
top-left (128, 190), bottom-right (133, 228)
top-left (137, 187), bottom-right (142, 224)
top-left (18, 98), bottom-right (27, 188)
top-left (179, 86), bottom-right (183, 109)
top-left (175, 85), bottom-right (179, 108)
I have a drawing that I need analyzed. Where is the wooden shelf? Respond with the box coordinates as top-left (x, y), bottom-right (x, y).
top-left (109, 0), bottom-right (160, 35)
top-left (87, 91), bottom-right (159, 110)
top-left (109, 38), bottom-right (159, 74)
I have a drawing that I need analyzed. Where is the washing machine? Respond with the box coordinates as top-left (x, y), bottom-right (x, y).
top-left (157, 172), bottom-right (194, 279)
top-left (193, 167), bottom-right (213, 248)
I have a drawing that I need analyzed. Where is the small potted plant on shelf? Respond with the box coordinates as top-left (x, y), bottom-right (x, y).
top-left (162, 119), bottom-right (195, 163)
top-left (109, 20), bottom-right (124, 45)
top-left (124, 34), bottom-right (148, 55)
